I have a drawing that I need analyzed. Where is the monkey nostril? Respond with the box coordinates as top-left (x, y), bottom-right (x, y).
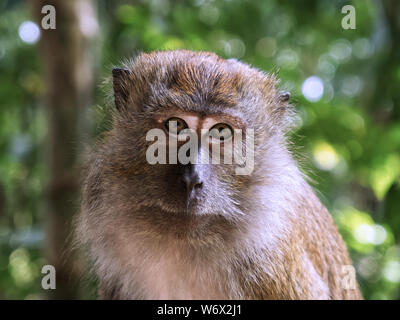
top-left (194, 181), bottom-right (203, 189)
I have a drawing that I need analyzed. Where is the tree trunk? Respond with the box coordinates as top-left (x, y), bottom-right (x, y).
top-left (30, 0), bottom-right (97, 299)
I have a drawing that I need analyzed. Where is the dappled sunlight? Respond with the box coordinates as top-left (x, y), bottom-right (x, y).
top-left (369, 153), bottom-right (400, 200)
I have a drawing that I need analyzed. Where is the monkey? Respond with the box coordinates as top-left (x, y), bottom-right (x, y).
top-left (75, 50), bottom-right (362, 300)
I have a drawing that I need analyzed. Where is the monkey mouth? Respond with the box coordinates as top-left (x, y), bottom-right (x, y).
top-left (144, 192), bottom-right (202, 215)
top-left (184, 193), bottom-right (200, 214)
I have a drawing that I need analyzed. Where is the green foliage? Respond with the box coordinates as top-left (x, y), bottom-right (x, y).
top-left (0, 0), bottom-right (399, 299)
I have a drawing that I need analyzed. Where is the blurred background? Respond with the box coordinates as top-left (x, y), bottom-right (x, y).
top-left (0, 0), bottom-right (399, 300)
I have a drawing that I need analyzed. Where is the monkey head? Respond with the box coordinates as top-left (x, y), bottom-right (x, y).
top-left (91, 50), bottom-right (292, 225)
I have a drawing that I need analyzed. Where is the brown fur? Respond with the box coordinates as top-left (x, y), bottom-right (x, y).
top-left (76, 50), bottom-right (362, 299)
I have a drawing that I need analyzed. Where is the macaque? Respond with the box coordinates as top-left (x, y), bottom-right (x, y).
top-left (76, 50), bottom-right (362, 299)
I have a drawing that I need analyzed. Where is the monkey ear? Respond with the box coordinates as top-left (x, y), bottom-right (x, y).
top-left (112, 68), bottom-right (131, 111)
top-left (277, 91), bottom-right (290, 103)
top-left (271, 91), bottom-right (291, 123)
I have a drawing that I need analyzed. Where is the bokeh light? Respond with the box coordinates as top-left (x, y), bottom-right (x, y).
top-left (302, 76), bottom-right (324, 102)
top-left (18, 21), bottom-right (40, 44)
top-left (354, 224), bottom-right (387, 245)
top-left (383, 261), bottom-right (400, 283)
top-left (312, 142), bottom-right (339, 171)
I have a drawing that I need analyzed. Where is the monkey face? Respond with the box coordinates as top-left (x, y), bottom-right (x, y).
top-left (104, 50), bottom-right (291, 222)
top-left (107, 111), bottom-right (250, 220)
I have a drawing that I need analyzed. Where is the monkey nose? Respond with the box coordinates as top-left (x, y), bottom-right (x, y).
top-left (180, 164), bottom-right (203, 194)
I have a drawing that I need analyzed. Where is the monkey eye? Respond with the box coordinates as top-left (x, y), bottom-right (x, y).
top-left (209, 123), bottom-right (233, 142)
top-left (165, 117), bottom-right (188, 135)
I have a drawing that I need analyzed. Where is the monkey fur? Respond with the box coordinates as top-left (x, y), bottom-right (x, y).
top-left (76, 50), bottom-right (362, 299)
